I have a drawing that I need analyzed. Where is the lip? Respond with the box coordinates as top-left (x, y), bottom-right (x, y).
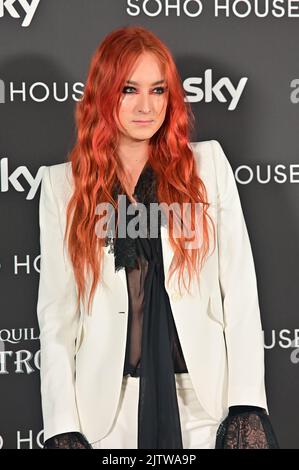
top-left (132, 120), bottom-right (154, 124)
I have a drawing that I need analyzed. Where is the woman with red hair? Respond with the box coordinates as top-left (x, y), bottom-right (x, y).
top-left (37, 26), bottom-right (278, 449)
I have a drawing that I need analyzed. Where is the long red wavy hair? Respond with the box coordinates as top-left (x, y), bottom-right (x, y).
top-left (64, 25), bottom-right (215, 315)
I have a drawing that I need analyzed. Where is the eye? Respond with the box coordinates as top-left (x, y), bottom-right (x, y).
top-left (122, 86), bottom-right (136, 94)
top-left (153, 86), bottom-right (167, 94)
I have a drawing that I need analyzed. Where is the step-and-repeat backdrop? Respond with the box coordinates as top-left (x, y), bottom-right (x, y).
top-left (0, 0), bottom-right (298, 449)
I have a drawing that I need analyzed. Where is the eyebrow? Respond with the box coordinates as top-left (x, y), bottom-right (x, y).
top-left (125, 79), bottom-right (166, 86)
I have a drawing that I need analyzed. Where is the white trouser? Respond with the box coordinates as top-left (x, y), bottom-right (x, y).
top-left (91, 372), bottom-right (226, 449)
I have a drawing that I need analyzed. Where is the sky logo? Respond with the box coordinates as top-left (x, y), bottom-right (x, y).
top-left (0, 158), bottom-right (45, 200)
top-left (0, 0), bottom-right (40, 27)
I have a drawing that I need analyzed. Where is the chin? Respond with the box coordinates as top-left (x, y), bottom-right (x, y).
top-left (131, 132), bottom-right (155, 140)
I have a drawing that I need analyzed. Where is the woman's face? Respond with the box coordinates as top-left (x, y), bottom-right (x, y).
top-left (116, 52), bottom-right (168, 143)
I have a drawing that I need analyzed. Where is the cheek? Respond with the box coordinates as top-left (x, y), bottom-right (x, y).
top-left (158, 95), bottom-right (168, 111)
top-left (156, 100), bottom-right (168, 120)
top-left (118, 99), bottom-right (134, 122)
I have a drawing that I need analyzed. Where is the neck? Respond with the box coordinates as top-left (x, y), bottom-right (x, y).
top-left (117, 138), bottom-right (149, 172)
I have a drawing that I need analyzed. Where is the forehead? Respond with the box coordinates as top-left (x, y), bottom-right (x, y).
top-left (127, 53), bottom-right (165, 84)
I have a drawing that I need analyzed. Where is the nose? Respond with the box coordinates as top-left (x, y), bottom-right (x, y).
top-left (137, 92), bottom-right (152, 114)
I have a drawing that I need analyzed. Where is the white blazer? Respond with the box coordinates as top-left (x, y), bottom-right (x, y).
top-left (37, 140), bottom-right (268, 443)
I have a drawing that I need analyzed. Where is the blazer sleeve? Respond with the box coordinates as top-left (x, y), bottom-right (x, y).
top-left (212, 140), bottom-right (269, 412)
top-left (37, 166), bottom-right (81, 442)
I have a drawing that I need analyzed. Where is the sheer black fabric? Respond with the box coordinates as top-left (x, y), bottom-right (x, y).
top-left (216, 406), bottom-right (279, 449)
top-left (123, 254), bottom-right (188, 377)
top-left (43, 432), bottom-right (92, 449)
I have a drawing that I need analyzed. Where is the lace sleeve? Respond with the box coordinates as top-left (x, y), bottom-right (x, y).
top-left (43, 432), bottom-right (92, 449)
top-left (215, 406), bottom-right (279, 449)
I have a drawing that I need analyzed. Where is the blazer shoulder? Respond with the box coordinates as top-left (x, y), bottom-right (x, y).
top-left (190, 139), bottom-right (227, 166)
top-left (45, 161), bottom-right (74, 207)
top-left (47, 161), bottom-right (72, 185)
top-left (190, 139), bottom-right (233, 186)
top-left (189, 140), bottom-right (219, 190)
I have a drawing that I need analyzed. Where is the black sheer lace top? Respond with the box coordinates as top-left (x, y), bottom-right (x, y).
top-left (117, 163), bottom-right (188, 378)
